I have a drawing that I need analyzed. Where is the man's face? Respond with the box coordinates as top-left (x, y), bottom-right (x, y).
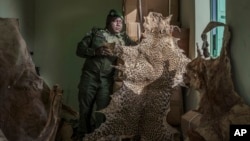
top-left (110, 17), bottom-right (123, 33)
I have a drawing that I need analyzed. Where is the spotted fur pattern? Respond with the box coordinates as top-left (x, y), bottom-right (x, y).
top-left (184, 22), bottom-right (245, 141)
top-left (184, 22), bottom-right (242, 121)
top-left (83, 12), bottom-right (190, 141)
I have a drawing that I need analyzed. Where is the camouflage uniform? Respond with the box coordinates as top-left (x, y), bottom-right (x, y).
top-left (76, 28), bottom-right (136, 138)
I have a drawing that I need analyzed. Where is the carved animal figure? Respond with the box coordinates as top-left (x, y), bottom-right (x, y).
top-left (83, 12), bottom-right (190, 141)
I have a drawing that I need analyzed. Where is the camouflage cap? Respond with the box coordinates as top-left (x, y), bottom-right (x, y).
top-left (106, 9), bottom-right (124, 28)
top-left (107, 9), bottom-right (124, 19)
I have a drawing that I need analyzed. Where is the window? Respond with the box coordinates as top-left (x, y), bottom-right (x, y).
top-left (210, 0), bottom-right (226, 57)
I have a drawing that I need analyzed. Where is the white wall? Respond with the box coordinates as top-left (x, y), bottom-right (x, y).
top-left (180, 0), bottom-right (210, 59)
top-left (34, 0), bottom-right (122, 110)
top-left (194, 0), bottom-right (211, 56)
top-left (227, 0), bottom-right (250, 105)
top-left (180, 0), bottom-right (210, 111)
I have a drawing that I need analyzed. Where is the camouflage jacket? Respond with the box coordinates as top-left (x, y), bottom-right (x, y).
top-left (76, 28), bottom-right (137, 77)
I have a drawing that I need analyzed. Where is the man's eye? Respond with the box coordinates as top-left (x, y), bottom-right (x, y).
top-left (113, 20), bottom-right (122, 24)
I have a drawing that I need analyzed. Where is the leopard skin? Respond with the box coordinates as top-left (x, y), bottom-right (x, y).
top-left (83, 12), bottom-right (190, 141)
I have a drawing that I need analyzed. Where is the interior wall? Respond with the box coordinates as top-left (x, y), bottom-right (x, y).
top-left (0, 0), bottom-right (35, 51)
top-left (180, 0), bottom-right (197, 112)
top-left (34, 0), bottom-right (122, 110)
top-left (180, 0), bottom-right (195, 59)
top-left (180, 0), bottom-right (210, 112)
top-left (227, 0), bottom-right (250, 105)
top-left (180, 0), bottom-right (210, 64)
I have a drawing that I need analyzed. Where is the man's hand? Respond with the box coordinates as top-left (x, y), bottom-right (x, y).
top-left (95, 46), bottom-right (112, 56)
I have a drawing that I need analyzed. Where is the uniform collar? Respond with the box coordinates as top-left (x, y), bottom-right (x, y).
top-left (105, 28), bottom-right (124, 37)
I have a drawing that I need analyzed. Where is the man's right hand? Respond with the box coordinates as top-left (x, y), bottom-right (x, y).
top-left (95, 46), bottom-right (112, 56)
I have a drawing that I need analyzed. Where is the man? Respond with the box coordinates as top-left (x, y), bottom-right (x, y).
top-left (73, 9), bottom-right (137, 140)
